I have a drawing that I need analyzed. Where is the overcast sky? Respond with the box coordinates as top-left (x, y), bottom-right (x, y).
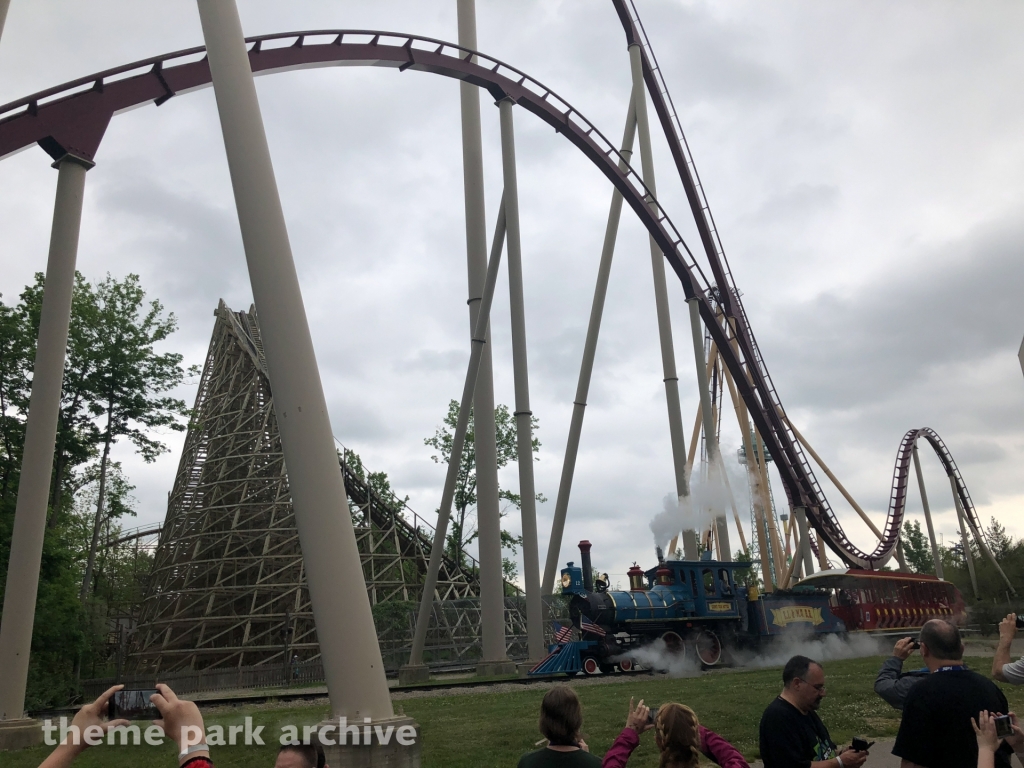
top-left (1, 0), bottom-right (1023, 587)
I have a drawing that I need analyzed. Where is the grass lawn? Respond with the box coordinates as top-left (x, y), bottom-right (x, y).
top-left (7, 655), bottom-right (1023, 767)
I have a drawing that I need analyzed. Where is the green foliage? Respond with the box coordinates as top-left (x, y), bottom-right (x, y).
top-left (424, 400), bottom-right (543, 574)
top-left (901, 519), bottom-right (934, 574)
top-left (732, 548), bottom-right (759, 589)
top-left (0, 272), bottom-right (192, 709)
top-left (371, 599), bottom-right (415, 638)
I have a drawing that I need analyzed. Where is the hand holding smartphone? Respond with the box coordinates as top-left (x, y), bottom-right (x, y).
top-left (851, 736), bottom-right (874, 752)
top-left (108, 688), bottom-right (160, 720)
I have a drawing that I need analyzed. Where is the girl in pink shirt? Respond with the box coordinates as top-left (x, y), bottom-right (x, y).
top-left (601, 698), bottom-right (748, 768)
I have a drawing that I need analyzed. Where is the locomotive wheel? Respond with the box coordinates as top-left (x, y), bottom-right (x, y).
top-left (661, 631), bottom-right (685, 656)
top-left (618, 658), bottom-right (634, 672)
top-left (582, 656), bottom-right (601, 675)
top-left (694, 629), bottom-right (722, 666)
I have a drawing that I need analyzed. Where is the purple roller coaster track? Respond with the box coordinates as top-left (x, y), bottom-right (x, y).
top-left (0, 21), bottom-right (999, 574)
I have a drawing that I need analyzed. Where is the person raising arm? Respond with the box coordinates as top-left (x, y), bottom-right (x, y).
top-left (37, 685), bottom-right (130, 768)
top-left (992, 615), bottom-right (1024, 685)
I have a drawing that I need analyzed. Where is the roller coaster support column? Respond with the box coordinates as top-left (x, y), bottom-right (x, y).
top-left (0, 0), bottom-right (10, 45)
top-left (457, 0), bottom-right (510, 677)
top-left (403, 200), bottom-right (507, 683)
top-left (950, 476), bottom-right (979, 599)
top-left (911, 443), bottom-right (944, 579)
top-left (722, 365), bottom-right (773, 590)
top-left (0, 153), bottom-right (89, 749)
top-left (498, 99), bottom-right (544, 663)
top-left (543, 92), bottom-right (647, 595)
top-left (756, 428), bottom-right (787, 580)
top-left (794, 507), bottom-right (815, 577)
top-left (628, 44), bottom-right (697, 556)
top-left (195, 6), bottom-right (416, 760)
top-left (687, 298), bottom-right (731, 560)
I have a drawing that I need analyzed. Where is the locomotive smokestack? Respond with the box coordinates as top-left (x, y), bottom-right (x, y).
top-left (578, 540), bottom-right (593, 592)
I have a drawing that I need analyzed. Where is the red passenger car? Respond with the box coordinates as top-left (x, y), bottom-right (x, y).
top-left (795, 569), bottom-right (966, 632)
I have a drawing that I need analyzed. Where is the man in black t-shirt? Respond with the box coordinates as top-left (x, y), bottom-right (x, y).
top-left (893, 619), bottom-right (1015, 768)
top-left (759, 655), bottom-right (868, 768)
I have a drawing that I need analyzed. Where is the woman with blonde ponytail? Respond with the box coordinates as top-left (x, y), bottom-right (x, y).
top-left (601, 698), bottom-right (748, 768)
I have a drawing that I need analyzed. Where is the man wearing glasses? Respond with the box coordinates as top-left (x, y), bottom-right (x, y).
top-left (758, 655), bottom-right (868, 768)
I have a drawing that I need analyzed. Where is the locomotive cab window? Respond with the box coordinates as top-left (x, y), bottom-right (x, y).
top-left (719, 569), bottom-right (733, 594)
top-left (702, 568), bottom-right (716, 596)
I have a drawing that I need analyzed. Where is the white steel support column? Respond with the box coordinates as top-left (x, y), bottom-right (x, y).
top-left (498, 100), bottom-right (544, 661)
top-left (404, 202), bottom-right (507, 681)
top-left (687, 298), bottom-right (730, 560)
top-left (950, 476), bottom-right (979, 599)
top-left (794, 506), bottom-right (815, 577)
top-left (628, 44), bottom-right (694, 550)
top-left (195, 0), bottom-right (396, 725)
top-left (542, 92), bottom-right (644, 595)
top-left (0, 155), bottom-right (89, 736)
top-left (756, 428), bottom-right (786, 580)
top-left (912, 443), bottom-right (944, 579)
top-left (0, 0), bottom-right (10, 45)
top-left (456, 0), bottom-right (508, 673)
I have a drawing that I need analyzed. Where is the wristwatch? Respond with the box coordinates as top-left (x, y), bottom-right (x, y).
top-left (179, 743), bottom-right (209, 759)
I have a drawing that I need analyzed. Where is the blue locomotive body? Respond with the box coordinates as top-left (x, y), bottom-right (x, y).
top-left (544, 542), bottom-right (845, 674)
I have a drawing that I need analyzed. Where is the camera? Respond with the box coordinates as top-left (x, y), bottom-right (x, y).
top-left (1015, 616), bottom-right (1024, 630)
top-left (995, 715), bottom-right (1014, 739)
top-left (108, 689), bottom-right (159, 720)
top-left (851, 736), bottom-right (874, 752)
top-left (903, 636), bottom-right (921, 649)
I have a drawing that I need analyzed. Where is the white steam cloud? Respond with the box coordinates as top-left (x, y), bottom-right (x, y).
top-left (617, 637), bottom-right (702, 678)
top-left (617, 631), bottom-right (883, 679)
top-left (649, 454), bottom-right (745, 553)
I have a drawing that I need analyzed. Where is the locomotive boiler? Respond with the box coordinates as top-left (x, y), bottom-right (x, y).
top-left (541, 540), bottom-right (845, 675)
top-left (530, 539), bottom-right (969, 676)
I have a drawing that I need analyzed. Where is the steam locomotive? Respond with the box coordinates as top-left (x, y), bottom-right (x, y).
top-left (530, 539), bottom-right (965, 676)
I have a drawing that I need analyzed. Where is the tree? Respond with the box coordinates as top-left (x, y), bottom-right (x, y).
top-left (79, 274), bottom-right (193, 603)
top-left (17, 272), bottom-right (104, 528)
top-left (0, 291), bottom-right (32, 504)
top-left (424, 400), bottom-right (543, 574)
top-left (901, 519), bottom-right (935, 574)
top-left (986, 517), bottom-right (1012, 560)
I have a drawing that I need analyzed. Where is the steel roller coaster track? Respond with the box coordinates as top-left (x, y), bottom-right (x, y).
top-left (611, 0), bottom-right (1005, 572)
top-left (0, 18), bottom-right (994, 571)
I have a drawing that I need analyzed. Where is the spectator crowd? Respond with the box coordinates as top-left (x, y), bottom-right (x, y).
top-left (32, 615), bottom-right (1024, 768)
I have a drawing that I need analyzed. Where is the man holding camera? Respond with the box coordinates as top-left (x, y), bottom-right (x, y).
top-left (992, 614), bottom-right (1024, 685)
top-left (874, 636), bottom-right (929, 710)
top-left (893, 619), bottom-right (1012, 768)
top-left (758, 655), bottom-right (868, 768)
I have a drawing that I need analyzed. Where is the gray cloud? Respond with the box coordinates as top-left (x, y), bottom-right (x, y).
top-left (1, 1), bottom-right (1023, 583)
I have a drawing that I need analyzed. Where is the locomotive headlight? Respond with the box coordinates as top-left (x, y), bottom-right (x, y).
top-left (561, 573), bottom-right (572, 588)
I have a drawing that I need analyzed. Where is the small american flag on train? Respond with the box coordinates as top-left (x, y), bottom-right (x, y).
top-left (552, 622), bottom-right (574, 643)
top-left (581, 616), bottom-right (606, 637)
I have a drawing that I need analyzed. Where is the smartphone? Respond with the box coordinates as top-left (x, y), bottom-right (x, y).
top-left (851, 736), bottom-right (875, 752)
top-left (903, 636), bottom-right (921, 649)
top-left (647, 706), bottom-right (660, 724)
top-left (109, 689), bottom-right (159, 720)
top-left (1015, 616), bottom-right (1024, 630)
top-left (996, 715), bottom-right (1014, 739)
